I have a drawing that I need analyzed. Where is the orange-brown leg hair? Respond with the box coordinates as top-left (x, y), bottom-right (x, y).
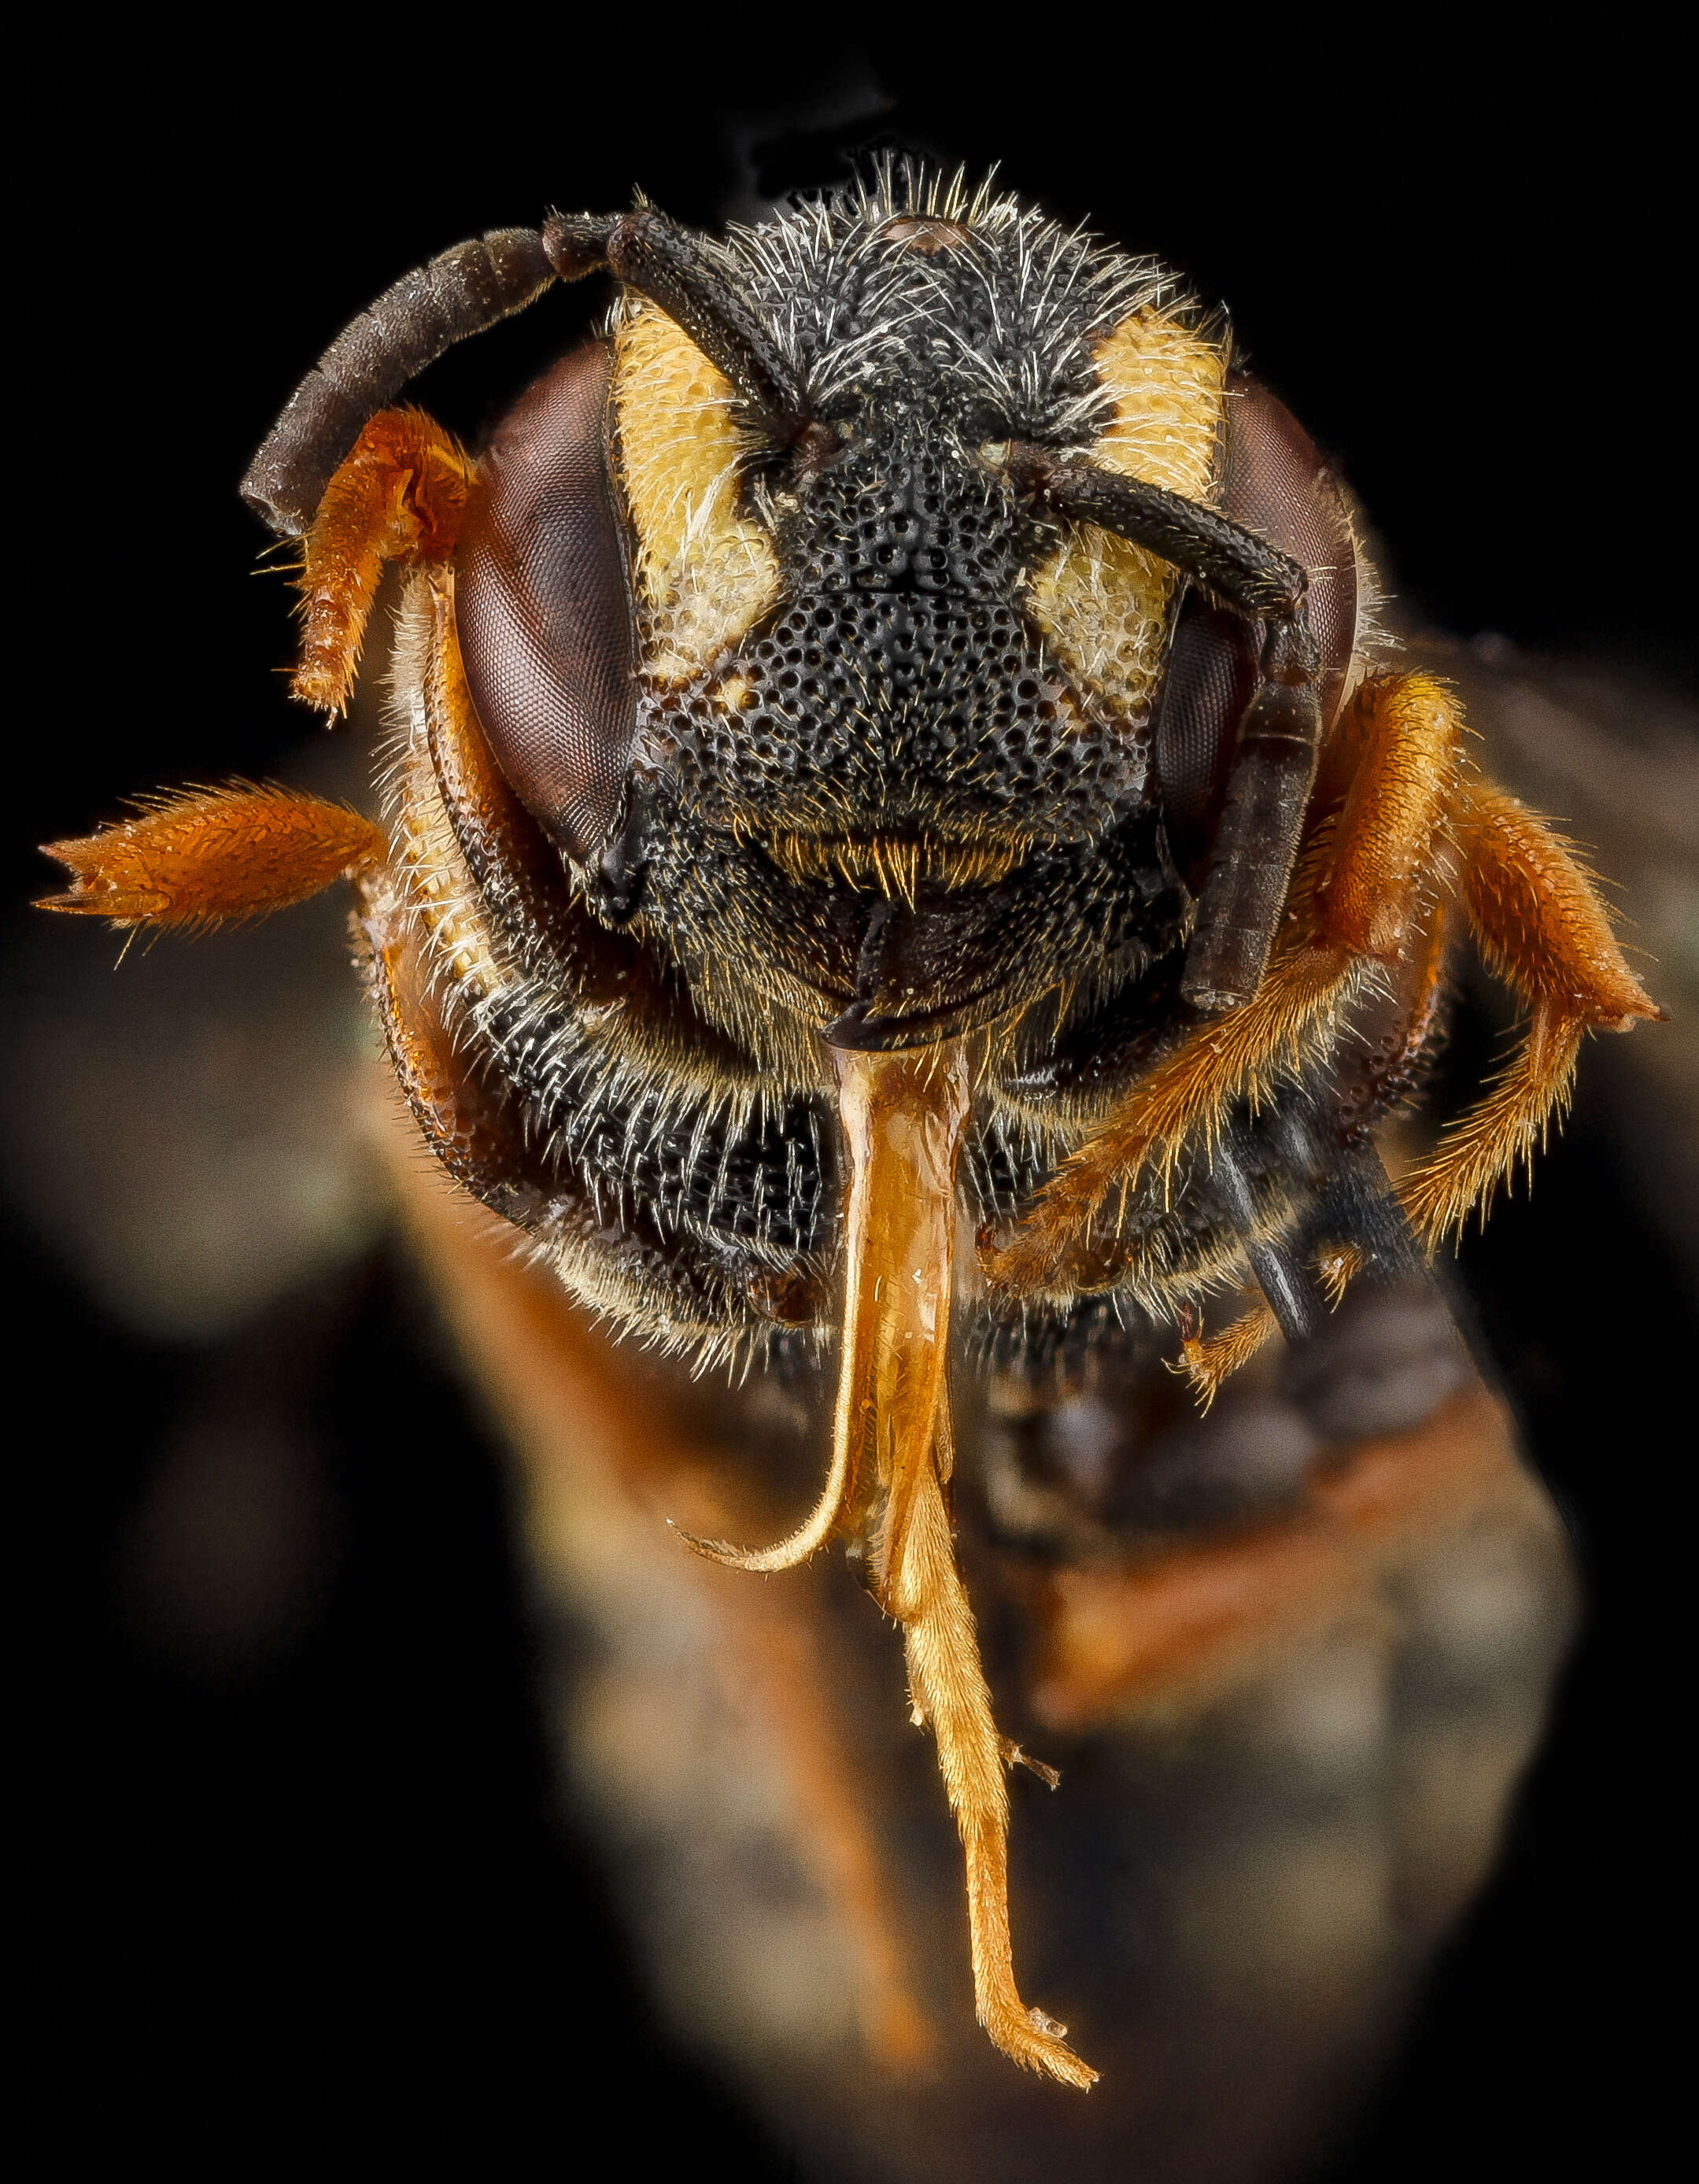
top-left (673, 1040), bottom-right (1095, 2082)
top-left (679, 1040), bottom-right (1095, 2085)
top-left (1174, 1291), bottom-right (1281, 1406)
top-left (986, 671), bottom-right (1467, 1299)
top-left (37, 785), bottom-right (388, 930)
top-left (1174, 868), bottom-right (1456, 1410)
top-left (836, 1043), bottom-right (1096, 2089)
top-left (1401, 777), bottom-right (1660, 1244)
top-left (292, 408), bottom-right (475, 716)
top-left (1174, 1241), bottom-right (1369, 1407)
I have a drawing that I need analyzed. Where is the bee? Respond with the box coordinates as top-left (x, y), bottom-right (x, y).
top-left (38, 164), bottom-right (1659, 2090)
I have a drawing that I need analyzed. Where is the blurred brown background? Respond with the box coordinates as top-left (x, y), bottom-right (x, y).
top-left (11, 17), bottom-right (1693, 2179)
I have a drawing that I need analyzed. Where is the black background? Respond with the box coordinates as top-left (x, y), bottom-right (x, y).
top-left (13, 13), bottom-right (1692, 2179)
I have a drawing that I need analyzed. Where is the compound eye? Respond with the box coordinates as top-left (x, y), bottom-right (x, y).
top-left (1219, 374), bottom-right (1359, 722)
top-left (1154, 374), bottom-right (1361, 883)
top-left (455, 342), bottom-right (637, 863)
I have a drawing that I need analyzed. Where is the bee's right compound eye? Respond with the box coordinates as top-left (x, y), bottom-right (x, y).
top-left (454, 342), bottom-right (638, 863)
top-left (1153, 374), bottom-right (1361, 886)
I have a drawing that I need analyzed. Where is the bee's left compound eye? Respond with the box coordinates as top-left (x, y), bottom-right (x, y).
top-left (454, 342), bottom-right (637, 862)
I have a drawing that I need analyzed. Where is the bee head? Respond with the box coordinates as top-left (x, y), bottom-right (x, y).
top-left (455, 168), bottom-right (1354, 1051)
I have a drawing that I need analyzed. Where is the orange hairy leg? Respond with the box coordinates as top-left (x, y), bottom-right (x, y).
top-left (293, 408), bottom-right (475, 715)
top-left (670, 1043), bottom-right (965, 1576)
top-left (678, 1040), bottom-right (1095, 2082)
top-left (984, 940), bottom-right (1357, 1299)
top-left (987, 672), bottom-right (1468, 1299)
top-left (364, 877), bottom-right (526, 1195)
top-left (826, 1044), bottom-right (1096, 2090)
top-left (1175, 1241), bottom-right (1369, 1406)
top-left (892, 1436), bottom-right (1097, 2087)
top-left (37, 785), bottom-right (388, 929)
top-left (1173, 885), bottom-right (1455, 1409)
top-left (1175, 1292), bottom-right (1282, 1406)
top-left (1402, 778), bottom-right (1660, 1244)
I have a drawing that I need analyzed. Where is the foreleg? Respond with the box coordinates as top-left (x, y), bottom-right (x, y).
top-left (38, 784), bottom-right (387, 929)
top-left (1173, 1244), bottom-right (1373, 1408)
top-left (1402, 778), bottom-right (1660, 1244)
top-left (987, 671), bottom-right (1465, 1299)
top-left (892, 1443), bottom-right (1095, 2087)
top-left (291, 408), bottom-right (476, 716)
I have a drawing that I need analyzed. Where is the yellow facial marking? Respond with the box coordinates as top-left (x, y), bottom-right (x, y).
top-left (1028, 311), bottom-right (1228, 719)
top-left (612, 304), bottom-right (781, 684)
top-left (711, 670), bottom-right (755, 712)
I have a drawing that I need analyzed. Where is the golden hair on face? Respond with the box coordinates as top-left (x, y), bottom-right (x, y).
top-left (1027, 310), bottom-right (1228, 717)
top-left (613, 304), bottom-right (781, 684)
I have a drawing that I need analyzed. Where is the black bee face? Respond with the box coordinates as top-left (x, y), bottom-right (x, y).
top-left (455, 179), bottom-right (1365, 1059)
top-left (634, 371), bottom-right (1192, 1048)
top-left (622, 203), bottom-right (1232, 1049)
top-left (707, 379), bottom-right (1080, 854)
top-left (460, 185), bottom-right (1232, 1053)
